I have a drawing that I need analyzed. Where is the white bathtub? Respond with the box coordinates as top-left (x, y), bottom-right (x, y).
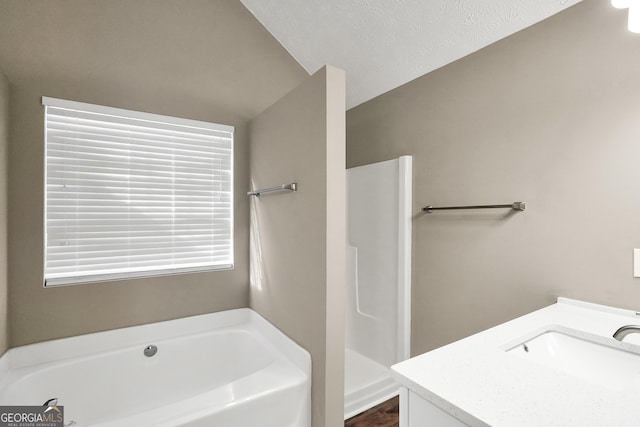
top-left (0, 309), bottom-right (311, 427)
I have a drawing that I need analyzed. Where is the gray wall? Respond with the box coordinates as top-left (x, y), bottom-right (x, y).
top-left (0, 0), bottom-right (306, 122)
top-left (0, 70), bottom-right (8, 354)
top-left (347, 0), bottom-right (640, 355)
top-left (249, 66), bottom-right (345, 427)
top-left (1, 0), bottom-right (308, 347)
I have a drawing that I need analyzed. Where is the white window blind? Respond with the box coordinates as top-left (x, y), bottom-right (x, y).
top-left (43, 97), bottom-right (234, 287)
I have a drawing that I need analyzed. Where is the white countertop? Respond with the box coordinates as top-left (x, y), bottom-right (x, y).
top-left (391, 298), bottom-right (640, 427)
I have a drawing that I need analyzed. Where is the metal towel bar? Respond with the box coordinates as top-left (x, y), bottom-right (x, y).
top-left (248, 183), bottom-right (297, 197)
top-left (423, 201), bottom-right (525, 213)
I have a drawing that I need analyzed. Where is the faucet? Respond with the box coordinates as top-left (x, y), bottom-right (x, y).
top-left (612, 325), bottom-right (640, 341)
top-left (42, 398), bottom-right (57, 407)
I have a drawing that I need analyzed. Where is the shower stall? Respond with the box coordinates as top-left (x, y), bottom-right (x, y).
top-left (344, 155), bottom-right (412, 419)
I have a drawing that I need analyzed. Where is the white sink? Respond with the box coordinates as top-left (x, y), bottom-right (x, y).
top-left (506, 326), bottom-right (640, 390)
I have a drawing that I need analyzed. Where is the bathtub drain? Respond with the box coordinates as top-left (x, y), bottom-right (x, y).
top-left (144, 344), bottom-right (158, 357)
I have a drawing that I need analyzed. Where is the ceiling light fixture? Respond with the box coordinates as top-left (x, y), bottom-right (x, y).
top-left (612, 0), bottom-right (631, 8)
top-left (612, 0), bottom-right (640, 33)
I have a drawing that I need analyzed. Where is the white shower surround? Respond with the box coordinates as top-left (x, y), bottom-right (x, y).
top-left (345, 156), bottom-right (412, 418)
top-left (240, 0), bottom-right (582, 108)
top-left (0, 309), bottom-right (311, 427)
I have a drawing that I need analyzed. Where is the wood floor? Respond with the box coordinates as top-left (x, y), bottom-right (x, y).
top-left (344, 396), bottom-right (399, 427)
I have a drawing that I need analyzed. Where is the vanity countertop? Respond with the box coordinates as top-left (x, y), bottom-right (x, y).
top-left (391, 298), bottom-right (640, 427)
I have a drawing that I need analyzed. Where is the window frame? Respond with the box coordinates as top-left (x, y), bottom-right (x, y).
top-left (42, 96), bottom-right (234, 287)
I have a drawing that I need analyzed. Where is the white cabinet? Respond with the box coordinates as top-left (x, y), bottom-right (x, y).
top-left (400, 387), bottom-right (469, 427)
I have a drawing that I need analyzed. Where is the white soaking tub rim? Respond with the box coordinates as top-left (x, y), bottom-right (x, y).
top-left (1, 308), bottom-right (310, 375)
top-left (0, 308), bottom-right (311, 427)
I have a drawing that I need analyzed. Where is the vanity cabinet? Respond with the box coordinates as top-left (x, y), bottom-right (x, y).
top-left (400, 388), bottom-right (468, 427)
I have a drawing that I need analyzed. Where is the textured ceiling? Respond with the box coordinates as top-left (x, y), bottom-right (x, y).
top-left (240, 0), bottom-right (583, 109)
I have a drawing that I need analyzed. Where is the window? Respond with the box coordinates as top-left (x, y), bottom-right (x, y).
top-left (43, 97), bottom-right (234, 286)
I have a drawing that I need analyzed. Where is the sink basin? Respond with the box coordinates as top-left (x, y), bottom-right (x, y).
top-left (506, 326), bottom-right (640, 390)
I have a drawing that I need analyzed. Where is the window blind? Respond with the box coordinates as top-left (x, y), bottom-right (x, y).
top-left (43, 97), bottom-right (234, 286)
